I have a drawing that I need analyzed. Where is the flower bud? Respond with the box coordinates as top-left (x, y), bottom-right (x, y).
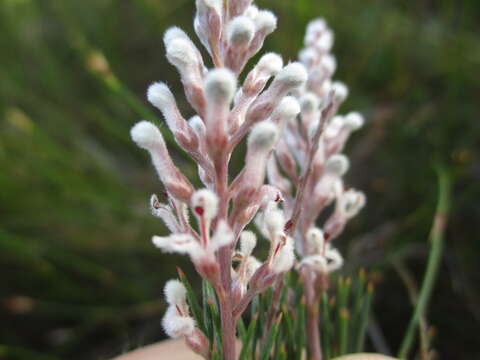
top-left (228, 16), bottom-right (255, 48)
top-left (316, 30), bottom-right (334, 52)
top-left (254, 10), bottom-right (277, 34)
top-left (163, 26), bottom-right (191, 47)
top-left (275, 62), bottom-right (308, 90)
top-left (321, 54), bottom-right (337, 75)
top-left (131, 120), bottom-right (163, 150)
top-left (240, 231), bottom-right (257, 256)
top-left (204, 68), bottom-right (237, 104)
top-left (162, 306), bottom-right (196, 338)
top-left (257, 52), bottom-right (284, 77)
top-left (299, 48), bottom-right (317, 67)
top-left (131, 121), bottom-right (194, 202)
top-left (264, 206), bottom-right (285, 237)
top-left (344, 112), bottom-right (364, 130)
top-left (248, 121), bottom-right (279, 151)
top-left (306, 18), bottom-right (327, 37)
top-left (331, 81), bottom-right (349, 103)
top-left (164, 279), bottom-right (187, 305)
top-left (325, 247), bottom-right (344, 272)
top-left (325, 115), bottom-right (344, 138)
top-left (273, 96), bottom-right (301, 125)
top-left (306, 227), bottom-right (325, 252)
top-left (300, 92), bottom-right (319, 113)
top-left (271, 237), bottom-right (295, 274)
top-left (325, 154), bottom-right (350, 176)
top-left (245, 5), bottom-right (259, 19)
top-left (341, 189), bottom-right (366, 218)
top-left (147, 83), bottom-right (195, 148)
top-left (166, 38), bottom-right (199, 71)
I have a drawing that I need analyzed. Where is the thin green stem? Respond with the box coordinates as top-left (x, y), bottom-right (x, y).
top-left (398, 166), bottom-right (451, 358)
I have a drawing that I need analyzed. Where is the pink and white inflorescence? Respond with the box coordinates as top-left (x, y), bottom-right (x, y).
top-left (130, 1), bottom-right (365, 358)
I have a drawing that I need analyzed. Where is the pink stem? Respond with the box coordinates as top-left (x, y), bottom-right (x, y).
top-left (214, 153), bottom-right (236, 360)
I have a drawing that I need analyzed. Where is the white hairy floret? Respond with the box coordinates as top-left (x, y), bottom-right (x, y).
top-left (248, 121), bottom-right (279, 151)
top-left (152, 234), bottom-right (200, 255)
top-left (240, 231), bottom-right (257, 256)
top-left (325, 115), bottom-right (344, 138)
top-left (277, 96), bottom-right (301, 120)
top-left (298, 48), bottom-right (317, 66)
top-left (191, 189), bottom-right (218, 220)
top-left (300, 92), bottom-right (319, 113)
top-left (271, 237), bottom-right (295, 274)
top-left (245, 5), bottom-right (259, 19)
top-left (130, 121), bottom-right (163, 150)
top-left (326, 247), bottom-right (344, 272)
top-left (204, 68), bottom-right (237, 103)
top-left (326, 154), bottom-right (350, 176)
top-left (228, 16), bottom-right (255, 46)
top-left (188, 115), bottom-right (206, 134)
top-left (276, 62), bottom-right (308, 89)
top-left (332, 81), bottom-right (349, 103)
top-left (316, 30), bottom-right (334, 52)
top-left (306, 18), bottom-right (327, 36)
top-left (166, 38), bottom-right (197, 68)
top-left (341, 190), bottom-right (366, 218)
top-left (254, 10), bottom-right (277, 33)
top-left (245, 256), bottom-right (262, 280)
top-left (344, 112), bottom-right (364, 130)
top-left (203, 0), bottom-right (222, 12)
top-left (164, 279), bottom-right (187, 305)
top-left (321, 54), bottom-right (337, 74)
top-left (210, 220), bottom-right (234, 250)
top-left (162, 306), bottom-right (196, 338)
top-left (306, 227), bottom-right (324, 251)
top-left (147, 82), bottom-right (174, 111)
top-left (257, 53), bottom-right (284, 76)
top-left (264, 206), bottom-right (285, 236)
top-left (163, 27), bottom-right (190, 47)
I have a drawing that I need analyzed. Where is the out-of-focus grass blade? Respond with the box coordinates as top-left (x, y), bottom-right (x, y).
top-left (355, 282), bottom-right (374, 352)
top-left (351, 269), bottom-right (367, 349)
top-left (238, 313), bottom-right (258, 360)
top-left (294, 299), bottom-right (306, 360)
top-left (260, 313), bottom-right (282, 360)
top-left (338, 307), bottom-right (350, 355)
top-left (202, 280), bottom-right (214, 342)
top-left (237, 316), bottom-right (247, 342)
top-left (321, 292), bottom-right (332, 360)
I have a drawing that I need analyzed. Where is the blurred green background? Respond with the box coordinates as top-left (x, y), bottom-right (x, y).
top-left (1, 0), bottom-right (479, 359)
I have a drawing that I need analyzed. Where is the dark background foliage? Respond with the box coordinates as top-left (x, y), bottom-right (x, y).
top-left (0, 0), bottom-right (478, 359)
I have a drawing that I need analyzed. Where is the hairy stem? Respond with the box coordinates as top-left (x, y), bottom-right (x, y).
top-left (214, 153), bottom-right (236, 360)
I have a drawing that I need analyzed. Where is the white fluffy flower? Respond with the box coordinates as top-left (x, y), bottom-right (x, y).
top-left (271, 237), bottom-right (295, 274)
top-left (162, 306), bottom-right (196, 338)
top-left (191, 189), bottom-right (219, 221)
top-left (130, 121), bottom-right (163, 150)
top-left (164, 279), bottom-right (187, 306)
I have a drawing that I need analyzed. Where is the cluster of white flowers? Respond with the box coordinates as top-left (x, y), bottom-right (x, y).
top-left (267, 18), bottom-right (366, 281)
top-left (130, 0), bottom-right (365, 358)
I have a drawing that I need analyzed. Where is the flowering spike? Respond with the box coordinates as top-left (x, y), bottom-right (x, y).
top-left (132, 4), bottom-right (368, 359)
